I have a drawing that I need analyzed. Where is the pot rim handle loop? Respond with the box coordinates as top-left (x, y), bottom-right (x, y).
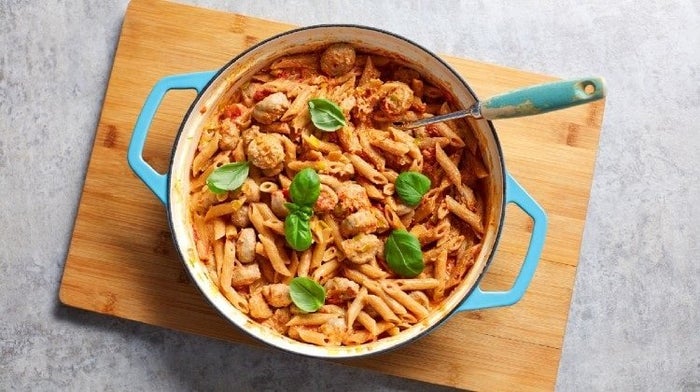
top-left (456, 172), bottom-right (547, 312)
top-left (127, 71), bottom-right (216, 204)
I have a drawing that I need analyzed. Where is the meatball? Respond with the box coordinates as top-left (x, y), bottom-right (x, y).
top-left (335, 183), bottom-right (371, 217)
top-left (246, 134), bottom-right (285, 170)
top-left (314, 184), bottom-right (339, 214)
top-left (236, 227), bottom-right (256, 263)
top-left (261, 283), bottom-right (292, 308)
top-left (252, 92), bottom-right (290, 124)
top-left (320, 43), bottom-right (356, 77)
top-left (319, 317), bottom-right (347, 346)
top-left (340, 210), bottom-right (378, 238)
top-left (341, 233), bottom-right (382, 264)
top-left (270, 190), bottom-right (289, 218)
top-left (231, 205), bottom-right (250, 228)
top-left (324, 277), bottom-right (360, 305)
top-left (380, 81), bottom-right (414, 115)
top-left (231, 262), bottom-right (261, 287)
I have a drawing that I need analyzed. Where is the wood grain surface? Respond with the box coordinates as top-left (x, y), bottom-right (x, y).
top-left (58, 0), bottom-right (606, 390)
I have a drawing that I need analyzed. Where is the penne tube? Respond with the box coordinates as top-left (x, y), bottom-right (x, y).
top-left (297, 249), bottom-right (312, 278)
top-left (204, 199), bottom-right (244, 222)
top-left (432, 250), bottom-right (448, 302)
top-left (212, 218), bottom-right (226, 240)
top-left (415, 136), bottom-right (451, 149)
top-left (258, 181), bottom-right (279, 193)
top-left (303, 133), bottom-right (342, 153)
top-left (248, 203), bottom-right (273, 237)
top-left (390, 278), bottom-right (440, 291)
top-left (357, 263), bottom-right (390, 280)
top-left (318, 174), bottom-right (343, 190)
top-left (445, 195), bottom-right (484, 235)
top-left (365, 295), bottom-right (400, 324)
top-left (429, 121), bottom-right (465, 148)
top-left (346, 287), bottom-right (367, 329)
top-left (286, 313), bottom-right (340, 327)
top-left (281, 85), bottom-right (317, 121)
top-left (357, 128), bottom-right (386, 170)
top-left (312, 259), bottom-right (340, 284)
top-left (262, 220), bottom-right (285, 236)
top-left (297, 329), bottom-right (333, 346)
top-left (322, 245), bottom-right (339, 262)
top-left (384, 205), bottom-right (406, 231)
top-left (447, 243), bottom-right (482, 289)
top-left (347, 153), bottom-right (387, 185)
top-left (219, 240), bottom-right (249, 314)
top-left (370, 136), bottom-right (411, 156)
top-left (356, 311), bottom-right (379, 336)
top-left (381, 281), bottom-right (429, 320)
top-left (359, 180), bottom-right (384, 200)
top-left (258, 234), bottom-right (292, 276)
top-left (436, 144), bottom-right (477, 210)
top-left (192, 132), bottom-right (221, 175)
top-left (343, 330), bottom-right (375, 345)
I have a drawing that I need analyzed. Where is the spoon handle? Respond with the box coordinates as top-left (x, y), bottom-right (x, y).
top-left (479, 77), bottom-right (606, 120)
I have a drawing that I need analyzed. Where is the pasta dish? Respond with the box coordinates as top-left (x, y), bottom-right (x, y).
top-left (188, 43), bottom-right (489, 346)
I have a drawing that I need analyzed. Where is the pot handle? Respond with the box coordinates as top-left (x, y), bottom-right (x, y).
top-left (456, 173), bottom-right (547, 311)
top-left (127, 71), bottom-right (216, 204)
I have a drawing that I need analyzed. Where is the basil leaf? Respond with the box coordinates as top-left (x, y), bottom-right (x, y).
top-left (206, 162), bottom-right (250, 194)
top-left (308, 98), bottom-right (347, 132)
top-left (289, 277), bottom-right (326, 313)
top-left (285, 202), bottom-right (301, 214)
top-left (395, 171), bottom-right (431, 207)
top-left (384, 230), bottom-right (424, 278)
top-left (284, 212), bottom-right (313, 251)
top-left (285, 203), bottom-right (313, 219)
top-left (289, 168), bottom-right (321, 207)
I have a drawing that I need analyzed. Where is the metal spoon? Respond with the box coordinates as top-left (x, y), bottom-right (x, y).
top-left (393, 77), bottom-right (606, 130)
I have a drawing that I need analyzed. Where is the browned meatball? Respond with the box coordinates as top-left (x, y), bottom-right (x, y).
top-left (320, 43), bottom-right (356, 77)
top-left (380, 81), bottom-right (414, 115)
top-left (261, 283), bottom-right (292, 308)
top-left (236, 227), bottom-right (256, 263)
top-left (246, 134), bottom-right (285, 170)
top-left (340, 210), bottom-right (378, 237)
top-left (314, 184), bottom-right (339, 214)
top-left (341, 233), bottom-right (382, 264)
top-left (252, 92), bottom-right (290, 124)
top-left (324, 277), bottom-right (360, 304)
top-left (335, 183), bottom-right (371, 217)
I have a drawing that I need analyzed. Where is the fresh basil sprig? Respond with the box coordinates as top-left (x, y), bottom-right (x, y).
top-left (285, 212), bottom-right (313, 251)
top-left (395, 171), bottom-right (431, 207)
top-left (289, 277), bottom-right (326, 313)
top-left (285, 203), bottom-right (313, 220)
top-left (308, 98), bottom-right (347, 132)
top-left (384, 230), bottom-right (424, 278)
top-left (206, 161), bottom-right (250, 194)
top-left (284, 168), bottom-right (321, 251)
top-left (289, 168), bottom-right (321, 206)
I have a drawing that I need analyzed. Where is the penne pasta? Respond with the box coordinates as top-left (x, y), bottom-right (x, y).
top-left (436, 144), bottom-right (477, 210)
top-left (365, 295), bottom-right (400, 324)
top-left (445, 195), bottom-right (484, 235)
top-left (347, 153), bottom-right (388, 185)
top-left (187, 42), bottom-right (490, 347)
top-left (258, 234), bottom-right (292, 276)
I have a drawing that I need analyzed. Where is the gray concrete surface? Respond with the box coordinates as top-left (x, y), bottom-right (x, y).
top-left (1, 0), bottom-right (698, 390)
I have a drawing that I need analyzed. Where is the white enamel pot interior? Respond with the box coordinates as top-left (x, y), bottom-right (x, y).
top-left (167, 25), bottom-right (506, 358)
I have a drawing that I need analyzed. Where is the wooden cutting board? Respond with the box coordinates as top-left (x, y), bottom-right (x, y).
top-left (59, 0), bottom-right (605, 390)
